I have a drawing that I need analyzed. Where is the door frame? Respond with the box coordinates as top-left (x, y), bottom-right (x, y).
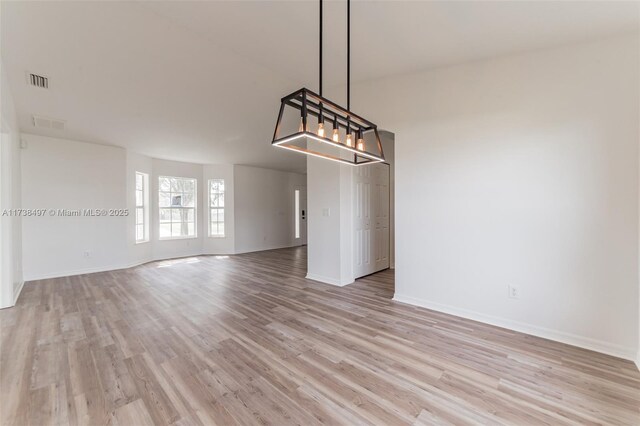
top-left (293, 185), bottom-right (307, 246)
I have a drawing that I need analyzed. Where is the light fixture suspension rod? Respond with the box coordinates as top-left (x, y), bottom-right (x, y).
top-left (319, 0), bottom-right (323, 96)
top-left (347, 0), bottom-right (350, 111)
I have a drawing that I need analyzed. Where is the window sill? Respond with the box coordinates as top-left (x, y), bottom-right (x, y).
top-left (158, 236), bottom-right (198, 241)
top-left (135, 239), bottom-right (150, 245)
top-left (208, 235), bottom-right (226, 239)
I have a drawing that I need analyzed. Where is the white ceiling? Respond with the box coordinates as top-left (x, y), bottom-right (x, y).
top-left (2, 1), bottom-right (638, 173)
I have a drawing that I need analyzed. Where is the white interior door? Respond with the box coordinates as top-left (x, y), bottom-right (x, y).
top-left (354, 163), bottom-right (390, 278)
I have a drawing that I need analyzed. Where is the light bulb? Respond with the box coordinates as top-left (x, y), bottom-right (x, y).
top-left (332, 128), bottom-right (340, 142)
top-left (356, 130), bottom-right (364, 151)
top-left (317, 122), bottom-right (325, 137)
top-left (346, 133), bottom-right (353, 147)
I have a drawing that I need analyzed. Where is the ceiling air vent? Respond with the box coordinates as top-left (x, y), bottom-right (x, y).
top-left (32, 115), bottom-right (65, 131)
top-left (27, 73), bottom-right (49, 89)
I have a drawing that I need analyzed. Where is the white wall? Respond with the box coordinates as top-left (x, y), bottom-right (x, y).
top-left (0, 57), bottom-right (23, 308)
top-left (233, 165), bottom-right (305, 254)
top-left (352, 35), bottom-right (640, 360)
top-left (21, 135), bottom-right (128, 280)
top-left (307, 157), bottom-right (349, 285)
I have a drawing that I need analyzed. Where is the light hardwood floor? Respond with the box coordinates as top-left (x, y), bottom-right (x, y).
top-left (1, 246), bottom-right (639, 425)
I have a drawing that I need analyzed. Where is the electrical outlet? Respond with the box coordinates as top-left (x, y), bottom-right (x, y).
top-left (83, 251), bottom-right (91, 258)
top-left (508, 285), bottom-right (520, 299)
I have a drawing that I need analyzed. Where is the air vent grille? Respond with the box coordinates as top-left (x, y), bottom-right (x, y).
top-left (32, 115), bottom-right (65, 131)
top-left (28, 73), bottom-right (49, 89)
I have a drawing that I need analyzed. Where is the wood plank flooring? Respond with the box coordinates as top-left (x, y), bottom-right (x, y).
top-left (1, 246), bottom-right (639, 425)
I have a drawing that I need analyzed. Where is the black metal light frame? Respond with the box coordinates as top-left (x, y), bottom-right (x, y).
top-left (271, 88), bottom-right (384, 165)
top-left (271, 0), bottom-right (385, 166)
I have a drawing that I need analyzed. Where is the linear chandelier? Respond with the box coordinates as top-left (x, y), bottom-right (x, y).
top-left (271, 0), bottom-right (385, 166)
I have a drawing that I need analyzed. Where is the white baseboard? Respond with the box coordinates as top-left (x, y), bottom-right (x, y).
top-left (393, 293), bottom-right (636, 362)
top-left (12, 279), bottom-right (24, 305)
top-left (305, 273), bottom-right (353, 287)
top-left (23, 243), bottom-right (306, 281)
top-left (23, 260), bottom-right (151, 282)
top-left (0, 279), bottom-right (26, 310)
top-left (233, 242), bottom-right (302, 255)
top-left (23, 245), bottom-right (307, 282)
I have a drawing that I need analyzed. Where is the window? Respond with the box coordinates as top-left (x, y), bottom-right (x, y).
top-left (135, 172), bottom-right (149, 243)
top-left (294, 189), bottom-right (300, 239)
top-left (159, 176), bottom-right (196, 239)
top-left (209, 179), bottom-right (225, 237)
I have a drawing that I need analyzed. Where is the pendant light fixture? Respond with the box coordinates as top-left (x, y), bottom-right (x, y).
top-left (271, 0), bottom-right (385, 166)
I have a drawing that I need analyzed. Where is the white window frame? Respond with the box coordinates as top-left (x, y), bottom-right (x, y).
top-left (135, 172), bottom-right (149, 243)
top-left (158, 176), bottom-right (197, 240)
top-left (208, 179), bottom-right (225, 238)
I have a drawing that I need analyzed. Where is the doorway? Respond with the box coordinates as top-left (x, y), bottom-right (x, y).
top-left (294, 187), bottom-right (307, 246)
